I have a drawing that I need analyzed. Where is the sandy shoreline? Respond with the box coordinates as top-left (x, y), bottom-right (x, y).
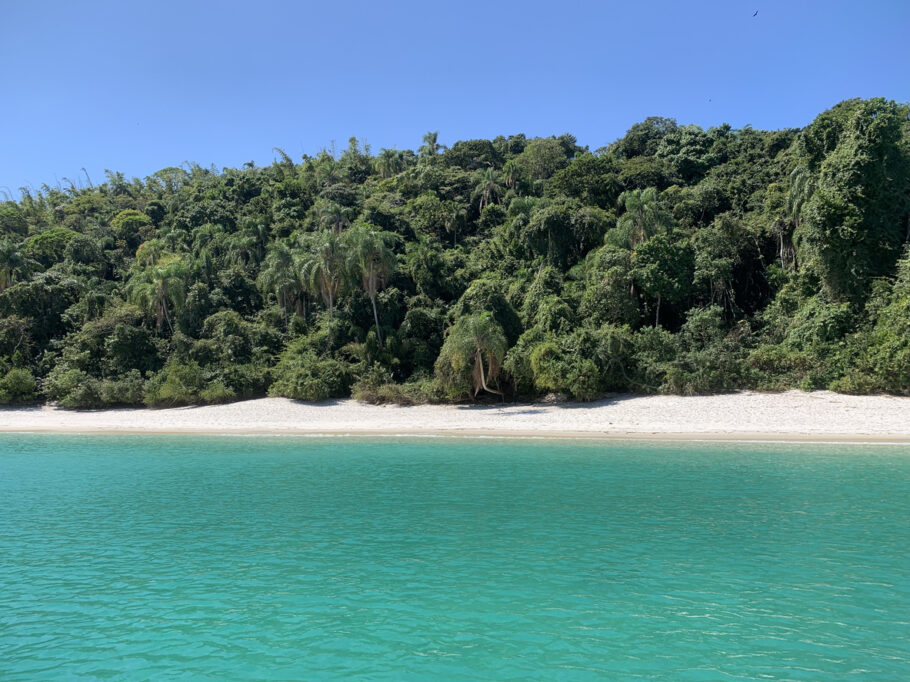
top-left (0, 391), bottom-right (908, 443)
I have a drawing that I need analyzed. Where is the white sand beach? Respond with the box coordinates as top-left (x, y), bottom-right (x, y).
top-left (1, 391), bottom-right (908, 441)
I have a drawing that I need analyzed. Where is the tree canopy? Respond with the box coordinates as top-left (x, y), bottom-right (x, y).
top-left (2, 98), bottom-right (909, 407)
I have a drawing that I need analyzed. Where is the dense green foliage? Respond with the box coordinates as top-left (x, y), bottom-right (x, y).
top-left (2, 99), bottom-right (909, 407)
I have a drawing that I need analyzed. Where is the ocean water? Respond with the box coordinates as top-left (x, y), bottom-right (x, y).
top-left (1, 435), bottom-right (909, 680)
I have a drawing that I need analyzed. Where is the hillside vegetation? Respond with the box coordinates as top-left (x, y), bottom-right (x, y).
top-left (1, 98), bottom-right (909, 407)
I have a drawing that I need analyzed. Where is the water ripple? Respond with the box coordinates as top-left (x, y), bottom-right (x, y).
top-left (1, 436), bottom-right (909, 679)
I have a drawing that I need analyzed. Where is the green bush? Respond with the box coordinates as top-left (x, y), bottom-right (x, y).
top-left (268, 350), bottom-right (352, 401)
top-left (199, 381), bottom-right (237, 404)
top-left (220, 363), bottom-right (271, 399)
top-left (99, 370), bottom-right (147, 406)
top-left (654, 307), bottom-right (750, 394)
top-left (43, 367), bottom-right (104, 408)
top-left (144, 361), bottom-right (207, 407)
top-left (0, 367), bottom-right (37, 403)
top-left (352, 368), bottom-right (444, 405)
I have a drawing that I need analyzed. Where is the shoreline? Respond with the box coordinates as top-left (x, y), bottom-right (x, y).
top-left (2, 391), bottom-right (909, 443)
top-left (3, 429), bottom-right (910, 445)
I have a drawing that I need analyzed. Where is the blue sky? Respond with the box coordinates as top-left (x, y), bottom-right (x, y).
top-left (1, 0), bottom-right (907, 198)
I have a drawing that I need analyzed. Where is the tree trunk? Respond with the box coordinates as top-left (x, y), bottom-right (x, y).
top-left (371, 295), bottom-right (383, 349)
top-left (162, 300), bottom-right (174, 334)
top-left (475, 349), bottom-right (504, 397)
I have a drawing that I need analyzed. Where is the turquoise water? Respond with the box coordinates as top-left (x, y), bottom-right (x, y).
top-left (1, 436), bottom-right (909, 680)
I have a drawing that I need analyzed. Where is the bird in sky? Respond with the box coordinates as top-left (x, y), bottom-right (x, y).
top-left (753, 11), bottom-right (758, 17)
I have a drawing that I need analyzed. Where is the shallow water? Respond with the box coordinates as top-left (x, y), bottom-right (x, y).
top-left (1, 435), bottom-right (909, 680)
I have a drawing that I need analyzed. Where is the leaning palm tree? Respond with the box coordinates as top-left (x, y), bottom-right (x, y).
top-left (345, 224), bottom-right (397, 348)
top-left (298, 230), bottom-right (347, 323)
top-left (436, 312), bottom-right (507, 398)
top-left (127, 256), bottom-right (188, 334)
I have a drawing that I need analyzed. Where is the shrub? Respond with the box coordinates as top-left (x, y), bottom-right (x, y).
top-left (99, 370), bottom-right (147, 406)
top-left (353, 372), bottom-right (444, 405)
top-left (43, 367), bottom-right (104, 408)
top-left (268, 350), bottom-right (352, 401)
top-left (0, 367), bottom-right (37, 403)
top-left (199, 381), bottom-right (237, 404)
top-left (144, 361), bottom-right (207, 407)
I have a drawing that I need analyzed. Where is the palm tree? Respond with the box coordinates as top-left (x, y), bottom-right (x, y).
top-left (472, 167), bottom-right (504, 212)
top-left (192, 247), bottom-right (216, 286)
top-left (375, 148), bottom-right (405, 178)
top-left (258, 242), bottom-right (303, 320)
top-left (127, 257), bottom-right (188, 333)
top-left (502, 159), bottom-right (522, 191)
top-left (225, 232), bottom-right (258, 268)
top-left (419, 131), bottom-right (443, 158)
top-left (134, 238), bottom-right (167, 267)
top-left (345, 224), bottom-right (397, 348)
top-left (315, 200), bottom-right (354, 234)
top-left (313, 151), bottom-right (341, 187)
top-left (613, 187), bottom-right (673, 249)
top-left (239, 216), bottom-right (270, 264)
top-left (444, 200), bottom-right (467, 247)
top-left (437, 312), bottom-right (507, 398)
top-left (298, 230), bottom-right (347, 322)
top-left (272, 147), bottom-right (296, 178)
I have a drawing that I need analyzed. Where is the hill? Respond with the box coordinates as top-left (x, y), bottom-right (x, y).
top-left (1, 98), bottom-right (908, 407)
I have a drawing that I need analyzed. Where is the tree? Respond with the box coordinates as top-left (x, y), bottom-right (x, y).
top-left (472, 167), bottom-right (504, 212)
top-left (345, 224), bottom-right (397, 348)
top-left (502, 159), bottom-right (523, 191)
top-left (127, 257), bottom-right (188, 333)
top-left (404, 237), bottom-right (445, 297)
top-left (631, 234), bottom-right (694, 326)
top-left (0, 203), bottom-right (28, 236)
top-left (610, 116), bottom-right (678, 158)
top-left (515, 137), bottom-right (571, 181)
top-left (0, 239), bottom-right (35, 292)
top-left (258, 242), bottom-right (303, 320)
top-left (609, 187), bottom-right (673, 249)
top-left (419, 131), bottom-right (443, 159)
top-left (375, 148), bottom-right (406, 178)
top-left (314, 199), bottom-right (355, 234)
top-left (793, 98), bottom-right (910, 301)
top-left (444, 200), bottom-right (467, 247)
top-left (436, 312), bottom-right (507, 398)
top-left (298, 230), bottom-right (347, 322)
top-left (111, 209), bottom-right (153, 252)
top-left (23, 227), bottom-right (79, 267)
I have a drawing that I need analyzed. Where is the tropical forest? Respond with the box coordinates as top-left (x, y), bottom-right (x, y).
top-left (1, 97), bottom-right (908, 408)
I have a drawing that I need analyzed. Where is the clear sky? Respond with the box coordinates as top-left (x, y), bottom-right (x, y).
top-left (1, 0), bottom-right (907, 198)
